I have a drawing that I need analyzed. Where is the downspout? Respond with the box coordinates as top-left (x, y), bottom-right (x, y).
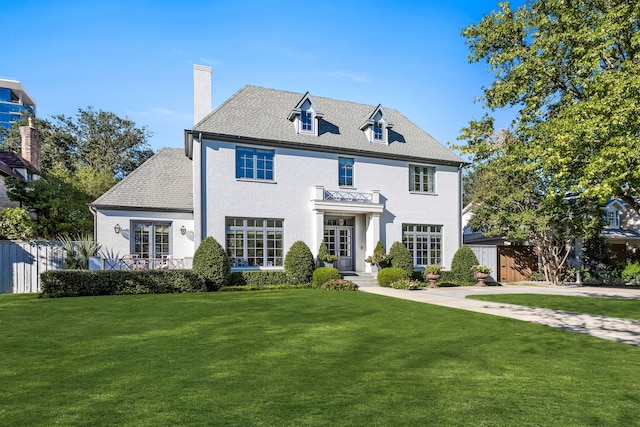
top-left (198, 133), bottom-right (206, 243)
top-left (458, 163), bottom-right (464, 248)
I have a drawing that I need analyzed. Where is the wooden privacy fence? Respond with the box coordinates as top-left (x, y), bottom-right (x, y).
top-left (0, 240), bottom-right (64, 294)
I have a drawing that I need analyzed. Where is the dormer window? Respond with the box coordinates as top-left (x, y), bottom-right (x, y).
top-left (360, 104), bottom-right (394, 144)
top-left (288, 92), bottom-right (324, 136)
top-left (373, 121), bottom-right (383, 141)
top-left (604, 199), bottom-right (626, 229)
top-left (301, 109), bottom-right (313, 132)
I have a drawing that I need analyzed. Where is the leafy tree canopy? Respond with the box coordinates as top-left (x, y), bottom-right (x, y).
top-left (1, 108), bottom-right (153, 237)
top-left (461, 0), bottom-right (640, 212)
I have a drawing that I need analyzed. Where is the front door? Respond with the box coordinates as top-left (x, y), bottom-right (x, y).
top-left (324, 217), bottom-right (354, 271)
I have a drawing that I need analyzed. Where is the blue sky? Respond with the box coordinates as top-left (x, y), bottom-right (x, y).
top-left (4, 0), bottom-right (517, 153)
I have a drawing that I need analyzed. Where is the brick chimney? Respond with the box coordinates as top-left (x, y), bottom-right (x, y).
top-left (19, 117), bottom-right (41, 171)
top-left (193, 64), bottom-right (212, 125)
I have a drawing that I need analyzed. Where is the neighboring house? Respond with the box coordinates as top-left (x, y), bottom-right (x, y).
top-left (462, 204), bottom-right (538, 282)
top-left (184, 66), bottom-right (465, 272)
top-left (90, 148), bottom-right (194, 265)
top-left (601, 198), bottom-right (640, 261)
top-left (0, 120), bottom-right (41, 210)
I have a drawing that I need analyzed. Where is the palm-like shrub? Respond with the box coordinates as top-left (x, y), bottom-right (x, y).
top-left (450, 244), bottom-right (480, 283)
top-left (192, 237), bottom-right (231, 290)
top-left (389, 241), bottom-right (414, 276)
top-left (284, 241), bottom-right (315, 284)
top-left (58, 234), bottom-right (101, 270)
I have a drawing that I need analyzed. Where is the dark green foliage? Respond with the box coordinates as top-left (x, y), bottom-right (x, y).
top-left (40, 270), bottom-right (207, 298)
top-left (284, 241), bottom-right (315, 284)
top-left (192, 237), bottom-right (231, 290)
top-left (389, 241), bottom-right (414, 276)
top-left (317, 241), bottom-right (328, 265)
top-left (320, 279), bottom-right (358, 291)
top-left (227, 271), bottom-right (290, 287)
top-left (450, 245), bottom-right (479, 283)
top-left (377, 267), bottom-right (408, 287)
top-left (312, 267), bottom-right (341, 287)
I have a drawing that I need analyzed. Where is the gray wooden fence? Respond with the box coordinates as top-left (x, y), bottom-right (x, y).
top-left (0, 240), bottom-right (64, 294)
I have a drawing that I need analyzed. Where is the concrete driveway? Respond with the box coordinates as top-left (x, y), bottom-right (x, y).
top-left (359, 285), bottom-right (640, 346)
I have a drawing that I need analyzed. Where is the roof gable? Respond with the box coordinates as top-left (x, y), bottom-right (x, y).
top-left (91, 148), bottom-right (193, 211)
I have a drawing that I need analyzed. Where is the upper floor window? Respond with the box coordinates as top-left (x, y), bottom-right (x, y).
top-left (301, 110), bottom-right (313, 132)
top-left (373, 121), bottom-right (383, 141)
top-left (236, 147), bottom-right (274, 181)
top-left (409, 165), bottom-right (435, 193)
top-left (605, 209), bottom-right (620, 228)
top-left (339, 157), bottom-right (354, 187)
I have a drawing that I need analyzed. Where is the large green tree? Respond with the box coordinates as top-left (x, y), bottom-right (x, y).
top-left (1, 108), bottom-right (153, 237)
top-left (456, 118), bottom-right (603, 285)
top-left (462, 0), bottom-right (640, 213)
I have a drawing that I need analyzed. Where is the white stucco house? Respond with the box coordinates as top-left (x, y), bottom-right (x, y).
top-left (91, 65), bottom-right (466, 272)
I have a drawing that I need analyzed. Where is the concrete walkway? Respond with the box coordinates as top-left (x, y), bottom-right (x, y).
top-left (359, 285), bottom-right (640, 346)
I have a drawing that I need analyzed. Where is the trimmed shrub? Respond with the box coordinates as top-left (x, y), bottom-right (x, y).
top-left (312, 267), bottom-right (341, 287)
top-left (228, 270), bottom-right (290, 287)
top-left (192, 237), bottom-right (231, 290)
top-left (622, 262), bottom-right (640, 284)
top-left (317, 241), bottom-right (328, 265)
top-left (320, 279), bottom-right (359, 291)
top-left (284, 241), bottom-right (315, 284)
top-left (40, 270), bottom-right (207, 298)
top-left (450, 245), bottom-right (480, 283)
top-left (390, 278), bottom-right (422, 290)
top-left (377, 267), bottom-right (408, 287)
top-left (389, 241), bottom-right (414, 276)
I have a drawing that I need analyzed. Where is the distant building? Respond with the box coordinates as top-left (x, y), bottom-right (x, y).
top-left (0, 78), bottom-right (36, 130)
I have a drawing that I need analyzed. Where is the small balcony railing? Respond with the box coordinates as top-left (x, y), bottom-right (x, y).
top-left (323, 189), bottom-right (373, 203)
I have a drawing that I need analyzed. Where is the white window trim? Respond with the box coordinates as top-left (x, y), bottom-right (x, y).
top-left (409, 164), bottom-right (436, 194)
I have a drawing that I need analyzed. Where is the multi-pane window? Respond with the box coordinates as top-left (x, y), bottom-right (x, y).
top-left (132, 222), bottom-right (170, 258)
top-left (402, 224), bottom-right (442, 266)
top-left (373, 121), bottom-right (384, 141)
top-left (338, 157), bottom-right (354, 187)
top-left (606, 210), bottom-right (620, 228)
top-left (236, 148), bottom-right (274, 181)
top-left (226, 218), bottom-right (284, 267)
top-left (301, 110), bottom-right (313, 132)
top-left (409, 165), bottom-right (435, 193)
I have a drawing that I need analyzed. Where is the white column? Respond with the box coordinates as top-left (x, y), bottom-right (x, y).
top-left (365, 212), bottom-right (381, 273)
top-left (312, 210), bottom-right (324, 258)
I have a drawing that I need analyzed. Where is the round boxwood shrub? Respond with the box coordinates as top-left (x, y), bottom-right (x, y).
top-left (192, 236), bottom-right (231, 290)
top-left (284, 241), bottom-right (315, 284)
top-left (377, 267), bottom-right (408, 287)
top-left (312, 266), bottom-right (341, 287)
top-left (389, 241), bottom-right (414, 276)
top-left (450, 244), bottom-right (480, 284)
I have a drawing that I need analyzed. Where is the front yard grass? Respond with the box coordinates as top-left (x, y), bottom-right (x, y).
top-left (1, 290), bottom-right (639, 426)
top-left (467, 294), bottom-right (640, 321)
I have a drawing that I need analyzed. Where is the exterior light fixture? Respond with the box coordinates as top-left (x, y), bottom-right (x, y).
top-left (114, 224), bottom-right (121, 234)
top-left (180, 225), bottom-right (187, 235)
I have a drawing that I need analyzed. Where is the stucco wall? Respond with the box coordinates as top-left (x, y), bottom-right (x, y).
top-left (94, 209), bottom-right (194, 260)
top-left (197, 138), bottom-right (462, 269)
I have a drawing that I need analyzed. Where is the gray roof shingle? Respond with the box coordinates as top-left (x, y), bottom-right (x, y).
top-left (91, 148), bottom-right (192, 211)
top-left (192, 85), bottom-right (464, 165)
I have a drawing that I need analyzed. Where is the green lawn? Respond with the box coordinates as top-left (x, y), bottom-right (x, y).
top-left (467, 293), bottom-right (640, 321)
top-left (1, 290), bottom-right (639, 426)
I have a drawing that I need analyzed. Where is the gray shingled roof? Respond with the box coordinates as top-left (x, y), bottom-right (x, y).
top-left (192, 85), bottom-right (464, 165)
top-left (91, 148), bottom-right (192, 211)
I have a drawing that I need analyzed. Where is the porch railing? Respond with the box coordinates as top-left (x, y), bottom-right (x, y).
top-left (102, 257), bottom-right (188, 270)
top-left (323, 189), bottom-right (373, 203)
